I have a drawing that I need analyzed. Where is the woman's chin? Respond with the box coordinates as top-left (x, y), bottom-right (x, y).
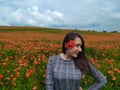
top-left (72, 54), bottom-right (78, 58)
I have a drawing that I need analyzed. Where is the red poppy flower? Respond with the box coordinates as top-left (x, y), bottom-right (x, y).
top-left (66, 40), bottom-right (75, 49)
top-left (0, 74), bottom-right (3, 80)
top-left (26, 69), bottom-right (32, 78)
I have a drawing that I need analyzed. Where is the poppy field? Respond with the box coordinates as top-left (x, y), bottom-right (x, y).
top-left (0, 26), bottom-right (120, 90)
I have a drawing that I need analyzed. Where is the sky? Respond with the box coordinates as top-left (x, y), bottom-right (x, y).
top-left (0, 0), bottom-right (120, 32)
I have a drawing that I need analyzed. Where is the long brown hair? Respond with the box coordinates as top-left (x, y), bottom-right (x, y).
top-left (62, 32), bottom-right (90, 73)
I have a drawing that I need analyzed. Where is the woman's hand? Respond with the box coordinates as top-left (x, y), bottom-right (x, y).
top-left (79, 86), bottom-right (83, 90)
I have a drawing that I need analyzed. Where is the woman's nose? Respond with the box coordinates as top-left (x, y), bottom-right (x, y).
top-left (78, 47), bottom-right (82, 52)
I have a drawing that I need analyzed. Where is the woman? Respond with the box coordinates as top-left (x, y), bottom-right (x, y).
top-left (45, 32), bottom-right (107, 90)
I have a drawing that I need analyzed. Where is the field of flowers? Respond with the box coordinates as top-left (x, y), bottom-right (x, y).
top-left (0, 27), bottom-right (120, 90)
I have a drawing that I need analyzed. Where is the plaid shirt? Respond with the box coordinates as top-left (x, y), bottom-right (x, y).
top-left (45, 54), bottom-right (107, 90)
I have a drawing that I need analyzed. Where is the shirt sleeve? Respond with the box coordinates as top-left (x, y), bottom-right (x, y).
top-left (87, 62), bottom-right (107, 90)
top-left (45, 57), bottom-right (55, 90)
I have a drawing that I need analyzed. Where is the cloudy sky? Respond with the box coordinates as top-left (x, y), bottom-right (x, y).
top-left (0, 0), bottom-right (120, 32)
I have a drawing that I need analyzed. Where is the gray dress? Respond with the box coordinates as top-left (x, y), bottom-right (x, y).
top-left (45, 54), bottom-right (107, 90)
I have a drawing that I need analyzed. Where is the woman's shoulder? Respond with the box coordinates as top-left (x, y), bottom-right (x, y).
top-left (48, 54), bottom-right (60, 63)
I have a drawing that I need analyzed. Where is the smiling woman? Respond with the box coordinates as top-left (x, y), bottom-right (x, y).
top-left (45, 32), bottom-right (107, 90)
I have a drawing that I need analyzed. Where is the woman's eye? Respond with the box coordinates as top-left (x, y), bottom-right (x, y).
top-left (75, 44), bottom-right (80, 47)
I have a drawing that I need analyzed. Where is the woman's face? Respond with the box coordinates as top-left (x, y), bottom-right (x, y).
top-left (66, 37), bottom-right (82, 58)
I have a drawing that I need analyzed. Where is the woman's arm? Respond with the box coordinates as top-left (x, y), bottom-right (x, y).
top-left (87, 62), bottom-right (107, 90)
top-left (45, 57), bottom-right (54, 90)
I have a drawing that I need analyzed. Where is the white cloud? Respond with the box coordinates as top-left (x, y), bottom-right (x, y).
top-left (46, 10), bottom-right (64, 19)
top-left (27, 19), bottom-right (37, 25)
top-left (112, 13), bottom-right (120, 19)
top-left (0, 6), bottom-right (66, 26)
top-left (12, 9), bottom-right (23, 22)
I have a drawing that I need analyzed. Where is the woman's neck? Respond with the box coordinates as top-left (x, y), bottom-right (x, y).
top-left (61, 53), bottom-right (72, 60)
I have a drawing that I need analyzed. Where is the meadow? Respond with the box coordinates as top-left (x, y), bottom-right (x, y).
top-left (0, 26), bottom-right (120, 90)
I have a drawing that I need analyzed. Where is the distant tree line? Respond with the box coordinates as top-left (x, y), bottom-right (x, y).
top-left (74, 29), bottom-right (118, 33)
top-left (88, 30), bottom-right (118, 33)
